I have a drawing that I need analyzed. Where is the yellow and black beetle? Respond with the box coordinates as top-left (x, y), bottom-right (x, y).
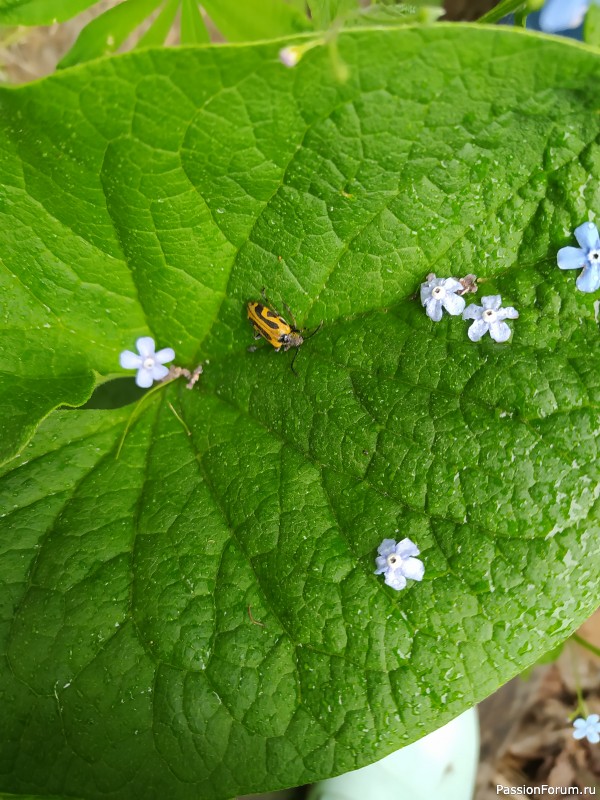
top-left (247, 290), bottom-right (321, 374)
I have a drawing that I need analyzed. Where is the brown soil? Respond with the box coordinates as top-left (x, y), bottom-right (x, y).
top-left (476, 611), bottom-right (600, 797)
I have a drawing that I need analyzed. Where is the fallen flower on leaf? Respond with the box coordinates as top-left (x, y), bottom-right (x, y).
top-left (420, 275), bottom-right (466, 321)
top-left (374, 538), bottom-right (425, 591)
top-left (557, 221), bottom-right (600, 293)
top-left (119, 337), bottom-right (175, 388)
top-left (463, 295), bottom-right (518, 343)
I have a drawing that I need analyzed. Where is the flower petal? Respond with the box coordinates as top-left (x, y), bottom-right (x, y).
top-left (402, 557), bottom-right (425, 582)
top-left (384, 570), bottom-right (407, 591)
top-left (587, 730), bottom-right (600, 744)
top-left (420, 284), bottom-right (433, 304)
top-left (573, 718), bottom-right (587, 730)
top-left (279, 46), bottom-right (300, 67)
top-left (377, 538), bottom-right (397, 557)
top-left (421, 275), bottom-right (443, 299)
top-left (374, 557), bottom-right (388, 575)
top-left (497, 306), bottom-right (519, 321)
top-left (136, 336), bottom-right (156, 358)
top-left (557, 245), bottom-right (588, 271)
top-left (573, 728), bottom-right (587, 740)
top-left (135, 368), bottom-right (154, 388)
top-left (119, 350), bottom-right (143, 369)
top-left (442, 277), bottom-right (462, 292)
top-left (575, 221), bottom-right (600, 252)
top-left (462, 304), bottom-right (482, 320)
top-left (395, 538), bottom-right (420, 559)
top-left (442, 292), bottom-right (466, 316)
top-left (425, 298), bottom-right (443, 322)
top-left (587, 714), bottom-right (600, 725)
top-left (576, 263), bottom-right (600, 293)
top-left (488, 321), bottom-right (512, 343)
top-left (151, 364), bottom-right (170, 381)
top-left (467, 319), bottom-right (489, 342)
top-left (155, 347), bottom-right (175, 364)
top-left (539, 0), bottom-right (589, 32)
top-left (481, 295), bottom-right (501, 311)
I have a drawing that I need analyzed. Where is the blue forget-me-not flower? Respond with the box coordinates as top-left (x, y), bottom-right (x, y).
top-left (539, 0), bottom-right (599, 32)
top-left (573, 714), bottom-right (600, 744)
top-left (420, 275), bottom-right (466, 322)
top-left (557, 221), bottom-right (600, 293)
top-left (463, 295), bottom-right (519, 343)
top-left (119, 337), bottom-right (175, 388)
top-left (375, 538), bottom-right (425, 591)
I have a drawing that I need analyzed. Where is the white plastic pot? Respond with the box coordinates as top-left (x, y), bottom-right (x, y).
top-left (307, 708), bottom-right (479, 800)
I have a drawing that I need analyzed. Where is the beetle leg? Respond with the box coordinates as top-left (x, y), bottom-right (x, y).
top-left (290, 348), bottom-right (299, 376)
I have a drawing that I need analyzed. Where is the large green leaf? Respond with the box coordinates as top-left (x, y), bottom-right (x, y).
top-left (2, 25), bottom-right (600, 800)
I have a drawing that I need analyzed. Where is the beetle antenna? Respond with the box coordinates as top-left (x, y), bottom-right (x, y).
top-left (303, 320), bottom-right (323, 341)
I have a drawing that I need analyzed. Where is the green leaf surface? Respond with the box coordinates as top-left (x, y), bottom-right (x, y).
top-left (286, 0), bottom-right (308, 11)
top-left (180, 0), bottom-right (209, 45)
top-left (136, 0), bottom-right (180, 48)
top-left (0, 795), bottom-right (78, 800)
top-left (2, 24), bottom-right (600, 800)
top-left (345, 3), bottom-right (444, 27)
top-left (0, 0), bottom-right (310, 39)
top-left (0, 0), bottom-right (97, 24)
top-left (585, 4), bottom-right (600, 49)
top-left (478, 0), bottom-right (527, 23)
top-left (58, 0), bottom-right (163, 68)
top-left (308, 0), bottom-right (357, 27)
top-left (201, 0), bottom-right (311, 40)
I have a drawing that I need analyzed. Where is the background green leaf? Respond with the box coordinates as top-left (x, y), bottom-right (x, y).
top-left (136, 0), bottom-right (180, 48)
top-left (585, 4), bottom-right (600, 49)
top-left (0, 0), bottom-right (97, 24)
top-left (478, 0), bottom-right (528, 23)
top-left (2, 25), bottom-right (600, 800)
top-left (0, 0), bottom-right (313, 70)
top-left (0, 0), bottom-right (311, 52)
top-left (308, 0), bottom-right (357, 27)
top-left (58, 0), bottom-right (163, 68)
top-left (180, 0), bottom-right (209, 44)
top-left (201, 0), bottom-right (310, 40)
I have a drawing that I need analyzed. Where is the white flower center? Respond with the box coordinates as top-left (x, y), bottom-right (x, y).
top-left (483, 309), bottom-right (497, 323)
top-left (142, 357), bottom-right (155, 369)
top-left (589, 249), bottom-right (600, 262)
top-left (386, 553), bottom-right (401, 568)
top-left (431, 286), bottom-right (446, 300)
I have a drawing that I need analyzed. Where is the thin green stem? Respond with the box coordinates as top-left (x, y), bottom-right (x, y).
top-left (568, 644), bottom-right (587, 720)
top-left (572, 632), bottom-right (600, 660)
top-left (167, 400), bottom-right (192, 437)
top-left (478, 0), bottom-right (527, 24)
top-left (116, 380), bottom-right (167, 459)
top-left (514, 10), bottom-right (528, 27)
